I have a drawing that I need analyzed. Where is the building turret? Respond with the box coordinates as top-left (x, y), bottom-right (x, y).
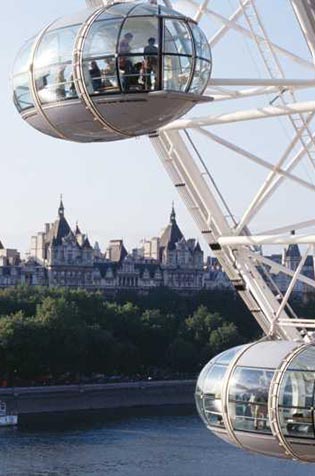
top-left (283, 231), bottom-right (301, 271)
top-left (160, 204), bottom-right (184, 254)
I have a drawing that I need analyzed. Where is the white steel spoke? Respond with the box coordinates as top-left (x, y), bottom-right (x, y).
top-left (207, 78), bottom-right (315, 87)
top-left (237, 120), bottom-right (315, 233)
top-left (258, 219), bottom-right (315, 236)
top-left (194, 0), bottom-right (214, 23)
top-left (206, 79), bottom-right (315, 102)
top-left (147, 1), bottom-right (315, 340)
top-left (209, 1), bottom-right (250, 47)
top-left (218, 234), bottom-right (315, 246)
top-left (250, 253), bottom-right (315, 290)
top-left (240, 0), bottom-right (315, 172)
top-left (273, 246), bottom-right (311, 324)
top-left (163, 101), bottom-right (315, 130)
top-left (196, 128), bottom-right (315, 191)
top-left (239, 0), bottom-right (284, 79)
top-left (189, 0), bottom-right (314, 70)
top-left (236, 113), bottom-right (315, 233)
top-left (291, 0), bottom-right (315, 62)
top-left (152, 130), bottom-right (301, 340)
top-left (207, 87), bottom-right (277, 102)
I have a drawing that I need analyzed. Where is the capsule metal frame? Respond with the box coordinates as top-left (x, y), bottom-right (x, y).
top-left (196, 340), bottom-right (315, 462)
top-left (13, 3), bottom-right (212, 142)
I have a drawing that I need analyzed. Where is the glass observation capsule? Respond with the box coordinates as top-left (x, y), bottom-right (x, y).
top-left (12, 2), bottom-right (212, 142)
top-left (196, 340), bottom-right (315, 462)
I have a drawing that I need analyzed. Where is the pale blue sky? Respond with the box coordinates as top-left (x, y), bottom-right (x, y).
top-left (1, 0), bottom-right (314, 256)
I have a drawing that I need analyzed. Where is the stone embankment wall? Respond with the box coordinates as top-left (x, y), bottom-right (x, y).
top-left (0, 380), bottom-right (195, 416)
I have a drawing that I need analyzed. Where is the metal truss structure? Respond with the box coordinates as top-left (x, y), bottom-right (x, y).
top-left (87, 0), bottom-right (315, 342)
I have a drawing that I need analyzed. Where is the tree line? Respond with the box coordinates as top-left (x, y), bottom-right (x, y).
top-left (0, 287), bottom-right (266, 386)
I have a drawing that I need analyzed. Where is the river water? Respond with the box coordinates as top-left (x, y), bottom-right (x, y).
top-left (0, 407), bottom-right (313, 476)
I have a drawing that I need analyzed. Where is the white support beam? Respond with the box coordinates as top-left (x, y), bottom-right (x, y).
top-left (206, 78), bottom-right (315, 101)
top-left (208, 78), bottom-right (315, 87)
top-left (291, 0), bottom-right (315, 63)
top-left (194, 0), bottom-right (214, 23)
top-left (197, 128), bottom-right (315, 192)
top-left (206, 85), bottom-right (315, 103)
top-left (236, 115), bottom-right (315, 233)
top-left (207, 86), bottom-right (299, 102)
top-left (152, 131), bottom-right (301, 341)
top-left (273, 246), bottom-right (311, 323)
top-left (209, 1), bottom-right (250, 47)
top-left (278, 319), bottom-right (315, 328)
top-left (240, 0), bottom-right (315, 174)
top-left (249, 252), bottom-right (315, 290)
top-left (219, 234), bottom-right (315, 247)
top-left (257, 219), bottom-right (315, 236)
top-left (162, 100), bottom-right (315, 130)
top-left (189, 0), bottom-right (314, 70)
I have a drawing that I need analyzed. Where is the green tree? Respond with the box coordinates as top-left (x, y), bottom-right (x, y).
top-left (209, 322), bottom-right (243, 355)
top-left (167, 337), bottom-right (198, 372)
top-left (185, 306), bottom-right (223, 345)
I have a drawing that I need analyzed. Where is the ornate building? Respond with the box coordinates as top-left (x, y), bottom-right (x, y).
top-left (0, 201), bottom-right (206, 293)
top-left (1, 202), bottom-right (314, 295)
top-left (30, 200), bottom-right (97, 289)
top-left (0, 244), bottom-right (21, 287)
top-left (268, 241), bottom-right (315, 295)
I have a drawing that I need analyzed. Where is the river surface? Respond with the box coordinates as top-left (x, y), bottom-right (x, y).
top-left (0, 407), bottom-right (313, 476)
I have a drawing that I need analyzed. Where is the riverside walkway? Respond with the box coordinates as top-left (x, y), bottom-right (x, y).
top-left (0, 380), bottom-right (195, 416)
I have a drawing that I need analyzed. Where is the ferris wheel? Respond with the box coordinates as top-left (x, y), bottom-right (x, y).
top-left (12, 0), bottom-right (315, 462)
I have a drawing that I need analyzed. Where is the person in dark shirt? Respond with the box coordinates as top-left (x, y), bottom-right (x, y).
top-left (118, 32), bottom-right (134, 91)
top-left (144, 37), bottom-right (158, 90)
top-left (89, 61), bottom-right (102, 92)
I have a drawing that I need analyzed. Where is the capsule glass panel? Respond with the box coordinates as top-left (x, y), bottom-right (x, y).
top-left (131, 3), bottom-right (159, 15)
top-left (103, 3), bottom-right (136, 17)
top-left (278, 347), bottom-right (315, 459)
top-left (195, 346), bottom-right (246, 431)
top-left (12, 40), bottom-right (34, 112)
top-left (195, 360), bottom-right (214, 425)
top-left (83, 18), bottom-right (123, 59)
top-left (214, 345), bottom-right (244, 365)
top-left (163, 55), bottom-right (192, 91)
top-left (190, 58), bottom-right (211, 94)
top-left (33, 25), bottom-right (79, 103)
top-left (163, 19), bottom-right (193, 56)
top-left (159, 5), bottom-right (186, 17)
top-left (202, 364), bottom-right (227, 428)
top-left (229, 367), bottom-right (273, 434)
top-left (118, 17), bottom-right (159, 92)
top-left (83, 57), bottom-right (120, 95)
top-left (190, 22), bottom-right (211, 61)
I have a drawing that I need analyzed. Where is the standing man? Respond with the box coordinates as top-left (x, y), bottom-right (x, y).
top-left (118, 32), bottom-right (134, 91)
top-left (144, 37), bottom-right (158, 90)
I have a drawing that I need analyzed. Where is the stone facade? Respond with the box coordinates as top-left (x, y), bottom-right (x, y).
top-left (1, 202), bottom-right (314, 295)
top-left (0, 202), bottom-right (206, 293)
top-left (267, 242), bottom-right (315, 295)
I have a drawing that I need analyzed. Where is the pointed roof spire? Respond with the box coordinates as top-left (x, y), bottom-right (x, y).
top-left (83, 236), bottom-right (92, 249)
top-left (0, 240), bottom-right (4, 250)
top-left (285, 230), bottom-right (301, 260)
top-left (58, 194), bottom-right (64, 218)
top-left (160, 204), bottom-right (184, 250)
top-left (194, 241), bottom-right (202, 252)
top-left (170, 201), bottom-right (176, 224)
top-left (45, 197), bottom-right (72, 246)
top-left (75, 221), bottom-right (82, 235)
